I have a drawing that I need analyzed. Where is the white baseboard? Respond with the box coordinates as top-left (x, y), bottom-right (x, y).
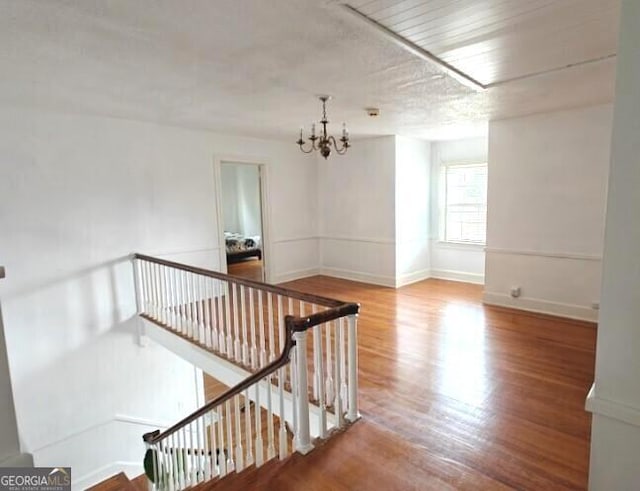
top-left (483, 292), bottom-right (598, 322)
top-left (273, 267), bottom-right (320, 284)
top-left (429, 269), bottom-right (485, 285)
top-left (396, 268), bottom-right (431, 287)
top-left (586, 383), bottom-right (640, 428)
top-left (319, 267), bottom-right (395, 287)
top-left (74, 461), bottom-right (144, 491)
top-left (0, 452), bottom-right (33, 467)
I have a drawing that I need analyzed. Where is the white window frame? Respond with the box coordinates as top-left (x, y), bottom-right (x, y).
top-left (438, 160), bottom-right (488, 246)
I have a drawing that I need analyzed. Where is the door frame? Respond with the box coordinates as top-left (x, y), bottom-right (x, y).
top-left (213, 155), bottom-right (273, 283)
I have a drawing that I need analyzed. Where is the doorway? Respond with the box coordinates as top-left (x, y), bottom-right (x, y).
top-left (217, 161), bottom-right (267, 282)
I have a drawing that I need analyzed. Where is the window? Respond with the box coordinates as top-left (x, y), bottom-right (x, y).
top-left (442, 163), bottom-right (488, 244)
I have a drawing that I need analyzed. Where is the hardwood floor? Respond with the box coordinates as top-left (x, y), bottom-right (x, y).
top-left (203, 276), bottom-right (596, 490)
top-left (227, 258), bottom-right (263, 282)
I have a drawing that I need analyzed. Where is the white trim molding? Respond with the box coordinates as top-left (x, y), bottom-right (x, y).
top-left (485, 247), bottom-right (602, 262)
top-left (320, 267), bottom-right (395, 287)
top-left (483, 292), bottom-right (599, 322)
top-left (274, 267), bottom-right (321, 284)
top-left (272, 236), bottom-right (319, 244)
top-left (430, 269), bottom-right (485, 285)
top-left (320, 235), bottom-right (395, 245)
top-left (586, 383), bottom-right (640, 429)
top-left (396, 268), bottom-right (431, 288)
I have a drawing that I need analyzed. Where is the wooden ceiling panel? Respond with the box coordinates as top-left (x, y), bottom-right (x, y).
top-left (346, 0), bottom-right (620, 85)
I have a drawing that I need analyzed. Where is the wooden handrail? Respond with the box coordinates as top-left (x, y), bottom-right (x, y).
top-left (133, 253), bottom-right (345, 308)
top-left (142, 301), bottom-right (359, 445)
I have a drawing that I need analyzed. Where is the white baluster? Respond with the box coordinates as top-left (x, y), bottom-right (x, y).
top-left (293, 329), bottom-right (313, 454)
top-left (132, 258), bottom-right (143, 316)
top-left (339, 317), bottom-right (348, 410)
top-left (266, 374), bottom-right (275, 460)
top-left (232, 284), bottom-right (241, 361)
top-left (139, 261), bottom-right (148, 315)
top-left (277, 296), bottom-right (284, 357)
top-left (159, 265), bottom-right (167, 325)
top-left (225, 400), bottom-right (235, 472)
top-left (151, 263), bottom-right (160, 320)
top-left (197, 276), bottom-right (205, 346)
top-left (170, 433), bottom-right (178, 490)
top-left (278, 365), bottom-right (288, 460)
top-left (217, 406), bottom-right (227, 477)
top-left (185, 272), bottom-right (196, 339)
top-left (146, 262), bottom-right (154, 319)
top-left (240, 285), bottom-right (250, 365)
top-left (254, 382), bottom-right (264, 467)
top-left (325, 320), bottom-right (335, 404)
top-left (167, 268), bottom-right (176, 329)
top-left (311, 305), bottom-right (320, 400)
top-left (334, 322), bottom-right (344, 428)
top-left (208, 409), bottom-right (217, 478)
top-left (346, 314), bottom-right (360, 422)
top-left (161, 438), bottom-right (170, 490)
top-left (258, 290), bottom-right (267, 368)
top-left (180, 427), bottom-right (189, 488)
top-left (196, 416), bottom-right (206, 482)
top-left (181, 271), bottom-right (189, 337)
top-left (189, 423), bottom-right (197, 486)
top-left (202, 276), bottom-right (211, 349)
top-left (244, 389), bottom-right (254, 466)
top-left (190, 274), bottom-right (199, 343)
top-left (217, 280), bottom-right (226, 355)
top-left (234, 395), bottom-right (244, 471)
top-left (249, 288), bottom-right (258, 369)
top-left (315, 323), bottom-right (327, 439)
top-left (160, 264), bottom-right (167, 324)
top-left (174, 270), bottom-right (181, 333)
top-left (224, 282), bottom-right (233, 357)
top-left (267, 293), bottom-right (275, 362)
top-left (208, 278), bottom-right (219, 351)
top-left (290, 334), bottom-right (298, 448)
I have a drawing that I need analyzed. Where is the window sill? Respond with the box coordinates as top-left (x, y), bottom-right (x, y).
top-left (435, 240), bottom-right (486, 251)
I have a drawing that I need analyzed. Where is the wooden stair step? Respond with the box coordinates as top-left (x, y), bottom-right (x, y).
top-left (190, 458), bottom-right (287, 490)
top-left (86, 472), bottom-right (138, 491)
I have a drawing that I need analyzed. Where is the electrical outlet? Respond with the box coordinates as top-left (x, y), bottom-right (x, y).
top-left (510, 287), bottom-right (522, 298)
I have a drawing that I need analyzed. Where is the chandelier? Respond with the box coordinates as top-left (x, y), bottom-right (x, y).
top-left (297, 96), bottom-right (351, 159)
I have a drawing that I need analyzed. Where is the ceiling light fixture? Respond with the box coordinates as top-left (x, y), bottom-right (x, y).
top-left (297, 96), bottom-right (350, 159)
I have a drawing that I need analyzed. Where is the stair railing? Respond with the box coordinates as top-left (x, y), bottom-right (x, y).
top-left (133, 254), bottom-right (360, 490)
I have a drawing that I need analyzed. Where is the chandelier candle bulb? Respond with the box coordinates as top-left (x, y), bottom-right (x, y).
top-left (296, 96), bottom-right (351, 159)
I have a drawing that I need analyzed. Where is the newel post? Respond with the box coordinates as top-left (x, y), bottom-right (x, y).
top-left (293, 328), bottom-right (314, 454)
top-left (346, 313), bottom-right (360, 422)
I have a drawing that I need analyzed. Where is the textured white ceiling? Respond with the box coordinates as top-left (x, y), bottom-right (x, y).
top-left (0, 0), bottom-right (619, 141)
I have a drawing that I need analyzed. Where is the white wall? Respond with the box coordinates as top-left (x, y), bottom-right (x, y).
top-left (430, 137), bottom-right (487, 284)
top-left (484, 104), bottom-right (613, 321)
top-left (220, 163), bottom-right (262, 238)
top-left (318, 136), bottom-right (397, 286)
top-left (0, 299), bottom-right (24, 465)
top-left (0, 107), bottom-right (318, 486)
top-left (220, 164), bottom-right (241, 234)
top-left (587, 1), bottom-right (640, 487)
top-left (395, 136), bottom-right (431, 287)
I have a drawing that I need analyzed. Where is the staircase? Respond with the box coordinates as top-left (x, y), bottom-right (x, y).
top-left (132, 254), bottom-right (360, 490)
